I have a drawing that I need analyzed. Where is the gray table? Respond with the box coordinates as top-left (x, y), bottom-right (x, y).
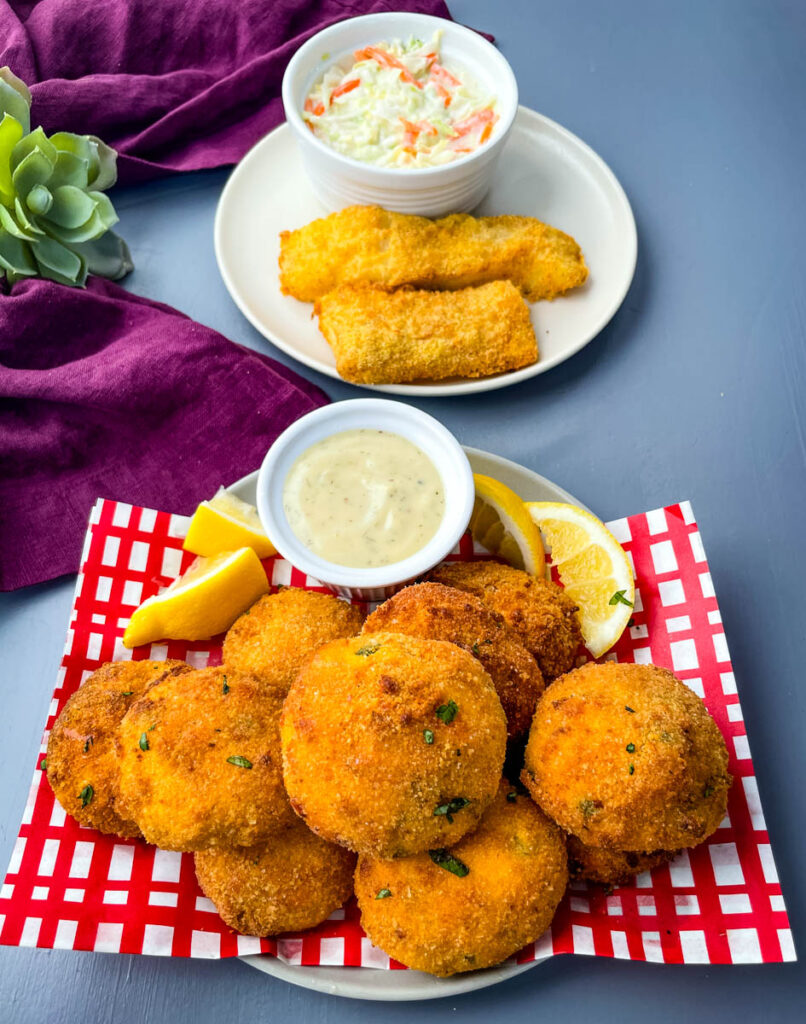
top-left (2, 0), bottom-right (803, 1019)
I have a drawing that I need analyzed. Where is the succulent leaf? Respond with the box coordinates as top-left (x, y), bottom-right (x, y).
top-left (0, 69), bottom-right (131, 288)
top-left (0, 67), bottom-right (31, 135)
top-left (23, 186), bottom-right (51, 217)
top-left (0, 226), bottom-right (37, 278)
top-left (0, 112), bottom-right (24, 202)
top-left (73, 231), bottom-right (133, 280)
top-left (0, 202), bottom-right (37, 241)
top-left (33, 233), bottom-right (86, 286)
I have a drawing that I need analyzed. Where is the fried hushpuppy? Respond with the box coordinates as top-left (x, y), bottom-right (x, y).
top-left (195, 816), bottom-right (356, 936)
top-left (281, 633), bottom-right (507, 858)
top-left (223, 588), bottom-right (364, 693)
top-left (118, 666), bottom-right (295, 850)
top-left (279, 205), bottom-right (588, 302)
top-left (315, 281), bottom-right (538, 384)
top-left (522, 661), bottom-right (732, 851)
top-left (363, 583), bottom-right (543, 739)
top-left (46, 659), bottom-right (191, 837)
top-left (354, 781), bottom-right (568, 976)
top-left (428, 561), bottom-right (582, 680)
top-left (566, 836), bottom-right (675, 887)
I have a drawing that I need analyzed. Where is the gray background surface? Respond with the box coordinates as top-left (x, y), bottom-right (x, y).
top-left (1, 0), bottom-right (804, 1020)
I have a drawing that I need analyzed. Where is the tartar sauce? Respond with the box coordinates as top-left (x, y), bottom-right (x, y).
top-left (282, 429), bottom-right (445, 568)
top-left (303, 31), bottom-right (498, 168)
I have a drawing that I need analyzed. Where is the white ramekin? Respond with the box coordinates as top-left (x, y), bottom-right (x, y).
top-left (256, 399), bottom-right (474, 602)
top-left (281, 11), bottom-right (518, 217)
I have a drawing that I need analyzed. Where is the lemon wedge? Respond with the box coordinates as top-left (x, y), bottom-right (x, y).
top-left (183, 488), bottom-right (276, 559)
top-left (470, 474), bottom-right (546, 577)
top-left (526, 502), bottom-right (634, 657)
top-left (122, 547), bottom-right (269, 648)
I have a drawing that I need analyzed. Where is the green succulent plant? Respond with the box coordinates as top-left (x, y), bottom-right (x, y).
top-left (0, 66), bottom-right (133, 287)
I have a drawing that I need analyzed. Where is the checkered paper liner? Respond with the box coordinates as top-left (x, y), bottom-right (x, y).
top-left (0, 498), bottom-right (795, 967)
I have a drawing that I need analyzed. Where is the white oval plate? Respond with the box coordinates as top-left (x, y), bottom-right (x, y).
top-left (215, 106), bottom-right (637, 397)
top-left (227, 446), bottom-right (586, 1000)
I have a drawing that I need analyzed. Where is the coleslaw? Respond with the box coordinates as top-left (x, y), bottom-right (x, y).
top-left (303, 32), bottom-right (499, 168)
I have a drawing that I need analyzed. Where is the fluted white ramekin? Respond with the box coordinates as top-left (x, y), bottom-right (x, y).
top-left (256, 399), bottom-right (474, 602)
top-left (281, 12), bottom-right (518, 217)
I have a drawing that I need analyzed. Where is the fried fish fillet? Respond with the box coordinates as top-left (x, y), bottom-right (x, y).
top-left (279, 205), bottom-right (588, 302)
top-left (315, 281), bottom-right (538, 384)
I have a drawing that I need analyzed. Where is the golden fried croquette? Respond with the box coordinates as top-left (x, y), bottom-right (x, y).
top-left (428, 561), bottom-right (582, 680)
top-left (314, 281), bottom-right (538, 384)
top-left (566, 835), bottom-right (675, 887)
top-left (223, 588), bottom-right (364, 693)
top-left (363, 583), bottom-right (543, 739)
top-left (46, 659), bottom-right (191, 837)
top-left (194, 816), bottom-right (356, 936)
top-left (281, 633), bottom-right (507, 858)
top-left (118, 666), bottom-right (295, 850)
top-left (522, 661), bottom-right (732, 851)
top-left (354, 781), bottom-right (568, 976)
top-left (279, 205), bottom-right (588, 303)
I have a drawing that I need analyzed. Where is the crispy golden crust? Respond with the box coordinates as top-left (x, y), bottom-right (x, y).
top-left (279, 205), bottom-right (587, 303)
top-left (522, 661), bottom-right (732, 851)
top-left (281, 633), bottom-right (507, 858)
top-left (46, 659), bottom-right (191, 837)
top-left (363, 583), bottom-right (543, 740)
top-left (118, 666), bottom-right (295, 850)
top-left (314, 281), bottom-right (537, 384)
top-left (222, 589), bottom-right (364, 694)
top-left (566, 835), bottom-right (675, 887)
top-left (354, 781), bottom-right (568, 976)
top-left (428, 561), bottom-right (582, 680)
top-left (194, 818), bottom-right (356, 936)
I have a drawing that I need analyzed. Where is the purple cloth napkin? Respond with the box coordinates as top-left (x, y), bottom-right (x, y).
top-left (0, 0), bottom-right (454, 184)
top-left (0, 278), bottom-right (329, 591)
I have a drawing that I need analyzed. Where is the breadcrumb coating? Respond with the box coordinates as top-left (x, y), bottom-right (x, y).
top-left (223, 589), bottom-right (364, 694)
top-left (279, 205), bottom-right (588, 303)
top-left (314, 281), bottom-right (538, 384)
top-left (355, 781), bottom-right (568, 976)
top-left (46, 659), bottom-right (191, 837)
top-left (566, 835), bottom-right (676, 887)
top-left (118, 666), bottom-right (295, 850)
top-left (428, 561), bottom-right (582, 680)
top-left (363, 583), bottom-right (544, 739)
top-left (194, 817), bottom-right (356, 936)
top-left (281, 633), bottom-right (507, 858)
top-left (522, 661), bottom-right (732, 851)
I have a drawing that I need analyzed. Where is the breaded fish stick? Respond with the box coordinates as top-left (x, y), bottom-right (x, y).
top-left (279, 205), bottom-right (588, 303)
top-left (314, 280), bottom-right (538, 384)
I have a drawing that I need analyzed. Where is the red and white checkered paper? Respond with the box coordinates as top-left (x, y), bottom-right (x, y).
top-left (0, 498), bottom-right (795, 966)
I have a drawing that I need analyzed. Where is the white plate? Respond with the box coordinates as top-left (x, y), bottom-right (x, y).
top-left (227, 446), bottom-right (586, 1001)
top-left (214, 106), bottom-right (637, 397)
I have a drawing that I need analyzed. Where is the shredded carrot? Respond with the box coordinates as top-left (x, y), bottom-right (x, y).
top-left (330, 78), bottom-right (361, 102)
top-left (400, 118), bottom-right (438, 136)
top-left (429, 63), bottom-right (461, 88)
top-left (354, 46), bottom-right (423, 88)
top-left (304, 98), bottom-right (325, 116)
top-left (451, 107), bottom-right (497, 138)
top-left (479, 122), bottom-right (492, 143)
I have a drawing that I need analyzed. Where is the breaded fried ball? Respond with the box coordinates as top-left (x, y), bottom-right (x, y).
top-left (118, 666), bottom-right (296, 850)
top-left (428, 561), bottom-right (581, 680)
top-left (354, 781), bottom-right (568, 976)
top-left (364, 582), bottom-right (544, 739)
top-left (566, 835), bottom-right (675, 887)
top-left (522, 661), bottom-right (732, 851)
top-left (46, 659), bottom-right (191, 837)
top-left (281, 633), bottom-right (507, 858)
top-left (194, 817), bottom-right (356, 936)
top-left (222, 588), bottom-right (364, 693)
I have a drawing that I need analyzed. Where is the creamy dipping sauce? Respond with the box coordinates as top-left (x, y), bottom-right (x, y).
top-left (283, 429), bottom-right (445, 568)
top-left (303, 31), bottom-right (498, 168)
